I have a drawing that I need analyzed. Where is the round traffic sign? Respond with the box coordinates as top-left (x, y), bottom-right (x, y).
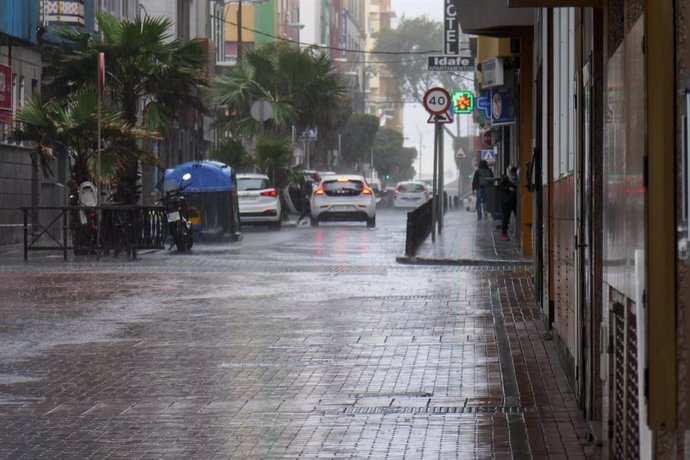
top-left (422, 87), bottom-right (451, 115)
top-left (250, 98), bottom-right (273, 122)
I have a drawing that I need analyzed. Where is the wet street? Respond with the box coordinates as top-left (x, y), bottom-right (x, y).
top-left (0, 209), bottom-right (594, 459)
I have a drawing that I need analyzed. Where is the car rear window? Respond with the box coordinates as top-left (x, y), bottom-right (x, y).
top-left (322, 179), bottom-right (365, 196)
top-left (238, 178), bottom-right (271, 191)
top-left (399, 183), bottom-right (426, 193)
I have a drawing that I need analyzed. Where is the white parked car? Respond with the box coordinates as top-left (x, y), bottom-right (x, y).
top-left (393, 181), bottom-right (430, 208)
top-left (237, 173), bottom-right (282, 229)
top-left (310, 174), bottom-right (376, 227)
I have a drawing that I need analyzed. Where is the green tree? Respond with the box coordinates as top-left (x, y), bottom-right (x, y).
top-left (373, 16), bottom-right (472, 147)
top-left (211, 42), bottom-right (347, 173)
top-left (255, 135), bottom-right (293, 185)
top-left (373, 127), bottom-right (417, 183)
top-left (44, 13), bottom-right (208, 203)
top-left (10, 89), bottom-right (158, 202)
top-left (340, 113), bottom-right (380, 170)
top-left (372, 16), bottom-right (457, 102)
top-left (209, 138), bottom-right (254, 172)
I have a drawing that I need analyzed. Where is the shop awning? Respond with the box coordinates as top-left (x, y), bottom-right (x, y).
top-left (456, 0), bottom-right (534, 38)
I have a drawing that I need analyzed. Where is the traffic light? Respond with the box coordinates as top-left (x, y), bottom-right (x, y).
top-left (452, 91), bottom-right (474, 114)
top-left (384, 174), bottom-right (391, 180)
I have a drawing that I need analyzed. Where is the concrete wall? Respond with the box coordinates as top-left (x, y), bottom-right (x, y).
top-left (0, 145), bottom-right (33, 245)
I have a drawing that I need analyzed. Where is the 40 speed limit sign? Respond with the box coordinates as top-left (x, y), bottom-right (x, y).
top-left (422, 87), bottom-right (451, 115)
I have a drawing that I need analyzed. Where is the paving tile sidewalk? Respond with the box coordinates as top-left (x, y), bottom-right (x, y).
top-left (399, 208), bottom-right (529, 265)
top-left (397, 208), bottom-right (598, 459)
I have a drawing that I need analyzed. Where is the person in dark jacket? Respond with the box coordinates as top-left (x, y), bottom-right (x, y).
top-left (498, 166), bottom-right (518, 240)
top-left (472, 160), bottom-right (494, 220)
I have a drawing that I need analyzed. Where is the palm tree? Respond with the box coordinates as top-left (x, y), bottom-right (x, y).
top-left (44, 13), bottom-right (208, 203)
top-left (255, 134), bottom-right (293, 184)
top-left (10, 89), bottom-right (158, 201)
top-left (211, 42), bottom-right (347, 142)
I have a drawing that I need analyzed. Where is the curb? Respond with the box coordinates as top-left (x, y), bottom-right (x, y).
top-left (396, 255), bottom-right (532, 266)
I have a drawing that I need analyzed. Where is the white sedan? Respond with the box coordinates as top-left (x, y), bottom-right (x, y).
top-left (393, 181), bottom-right (430, 208)
top-left (237, 173), bottom-right (282, 229)
top-left (310, 175), bottom-right (376, 227)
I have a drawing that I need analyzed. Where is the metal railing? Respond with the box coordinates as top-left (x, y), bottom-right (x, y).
top-left (21, 206), bottom-right (167, 261)
top-left (404, 198), bottom-right (433, 257)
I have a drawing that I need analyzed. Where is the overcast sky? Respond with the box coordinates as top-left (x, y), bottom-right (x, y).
top-left (391, 0), bottom-right (444, 23)
top-left (390, 0), bottom-right (460, 184)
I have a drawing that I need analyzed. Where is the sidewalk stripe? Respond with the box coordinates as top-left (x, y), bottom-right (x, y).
top-left (491, 279), bottom-right (532, 459)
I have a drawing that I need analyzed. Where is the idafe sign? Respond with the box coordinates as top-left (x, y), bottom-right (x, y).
top-left (444, 0), bottom-right (461, 54)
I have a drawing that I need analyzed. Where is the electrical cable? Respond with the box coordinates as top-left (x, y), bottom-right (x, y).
top-left (210, 14), bottom-right (442, 56)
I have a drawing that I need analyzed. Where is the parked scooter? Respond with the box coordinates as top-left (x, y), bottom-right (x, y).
top-left (71, 181), bottom-right (98, 254)
top-left (161, 173), bottom-right (193, 252)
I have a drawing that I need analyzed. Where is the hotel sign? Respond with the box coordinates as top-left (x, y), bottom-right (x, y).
top-left (444, 0), bottom-right (461, 54)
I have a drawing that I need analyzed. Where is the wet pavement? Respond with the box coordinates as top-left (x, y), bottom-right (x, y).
top-left (0, 209), bottom-right (595, 459)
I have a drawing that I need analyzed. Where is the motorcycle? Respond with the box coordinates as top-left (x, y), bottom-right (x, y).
top-left (161, 173), bottom-right (193, 252)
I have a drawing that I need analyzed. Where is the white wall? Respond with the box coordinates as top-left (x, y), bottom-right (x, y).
top-left (300, 1), bottom-right (323, 46)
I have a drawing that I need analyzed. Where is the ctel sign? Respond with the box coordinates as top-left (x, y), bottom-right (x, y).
top-left (444, 0), bottom-right (461, 55)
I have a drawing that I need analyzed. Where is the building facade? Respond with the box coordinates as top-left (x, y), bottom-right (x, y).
top-left (457, 0), bottom-right (690, 457)
top-left (1, 0), bottom-right (57, 245)
top-left (365, 0), bottom-right (401, 133)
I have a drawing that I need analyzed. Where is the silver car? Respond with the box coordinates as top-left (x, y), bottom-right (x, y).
top-left (310, 175), bottom-right (376, 227)
top-left (393, 181), bottom-right (430, 208)
top-left (237, 173), bottom-right (282, 229)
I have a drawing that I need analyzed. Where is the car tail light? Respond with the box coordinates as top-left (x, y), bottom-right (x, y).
top-left (260, 189), bottom-right (278, 197)
top-left (362, 187), bottom-right (372, 195)
top-left (394, 188), bottom-right (399, 197)
top-left (314, 185), bottom-right (325, 196)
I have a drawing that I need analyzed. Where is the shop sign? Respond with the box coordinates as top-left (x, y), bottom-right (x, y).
top-left (490, 87), bottom-right (515, 126)
top-left (481, 58), bottom-right (504, 88)
top-left (428, 55), bottom-right (474, 72)
top-left (0, 64), bottom-right (11, 112)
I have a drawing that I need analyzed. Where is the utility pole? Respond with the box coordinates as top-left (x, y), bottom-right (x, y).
top-left (237, 1), bottom-right (243, 59)
top-left (416, 125), bottom-right (423, 181)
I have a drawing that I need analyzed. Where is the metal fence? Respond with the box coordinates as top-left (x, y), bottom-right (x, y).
top-left (21, 206), bottom-right (167, 261)
top-left (404, 198), bottom-right (433, 257)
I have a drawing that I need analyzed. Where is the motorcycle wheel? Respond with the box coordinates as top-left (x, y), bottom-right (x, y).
top-left (174, 222), bottom-right (187, 252)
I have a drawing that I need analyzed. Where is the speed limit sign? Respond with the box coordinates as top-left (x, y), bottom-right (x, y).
top-left (422, 87), bottom-right (451, 115)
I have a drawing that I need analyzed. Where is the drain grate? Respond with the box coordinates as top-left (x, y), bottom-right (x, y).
top-left (349, 294), bottom-right (459, 301)
top-left (219, 359), bottom-right (336, 368)
top-left (339, 405), bottom-right (537, 415)
top-left (350, 392), bottom-right (433, 398)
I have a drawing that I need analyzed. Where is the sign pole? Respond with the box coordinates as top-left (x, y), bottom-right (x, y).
top-left (438, 121), bottom-right (444, 234)
top-left (431, 122), bottom-right (438, 242)
top-left (422, 86), bottom-right (452, 244)
top-left (97, 52), bottom-right (104, 260)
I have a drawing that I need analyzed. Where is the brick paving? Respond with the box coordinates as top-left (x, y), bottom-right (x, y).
top-left (0, 210), bottom-right (596, 458)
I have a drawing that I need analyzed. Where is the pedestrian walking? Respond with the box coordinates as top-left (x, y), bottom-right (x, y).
top-left (296, 177), bottom-right (312, 226)
top-left (498, 166), bottom-right (518, 241)
top-left (472, 160), bottom-right (494, 220)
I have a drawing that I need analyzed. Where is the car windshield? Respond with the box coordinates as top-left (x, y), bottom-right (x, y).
top-left (238, 178), bottom-right (271, 191)
top-left (322, 179), bottom-right (364, 196)
top-left (399, 183), bottom-right (425, 193)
